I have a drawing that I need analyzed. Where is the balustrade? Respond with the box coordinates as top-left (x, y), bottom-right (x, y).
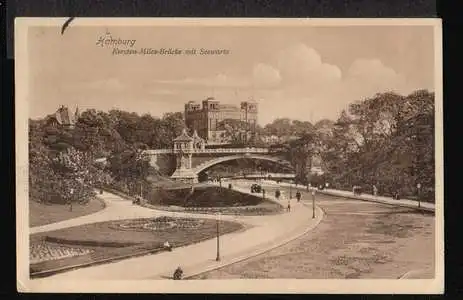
top-left (144, 147), bottom-right (269, 155)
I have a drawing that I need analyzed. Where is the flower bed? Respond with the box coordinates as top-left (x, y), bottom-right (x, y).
top-left (143, 203), bottom-right (283, 216)
top-left (110, 216), bottom-right (206, 232)
top-left (30, 216), bottom-right (245, 277)
top-left (30, 242), bottom-right (94, 264)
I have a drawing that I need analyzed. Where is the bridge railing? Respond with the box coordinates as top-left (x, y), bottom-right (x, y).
top-left (144, 148), bottom-right (270, 155)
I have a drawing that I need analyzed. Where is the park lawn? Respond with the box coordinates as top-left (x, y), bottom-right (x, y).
top-left (29, 197), bottom-right (105, 227)
top-left (144, 185), bottom-right (284, 215)
top-left (30, 217), bottom-right (245, 276)
top-left (32, 217), bottom-right (244, 246)
top-left (147, 199), bottom-right (283, 216)
top-left (153, 186), bottom-right (272, 207)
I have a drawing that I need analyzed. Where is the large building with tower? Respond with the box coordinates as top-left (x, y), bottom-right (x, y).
top-left (184, 97), bottom-right (258, 145)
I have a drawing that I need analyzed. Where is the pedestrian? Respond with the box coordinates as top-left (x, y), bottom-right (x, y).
top-left (173, 266), bottom-right (183, 280)
top-left (287, 199), bottom-right (291, 212)
top-left (163, 241), bottom-right (172, 251)
top-left (296, 191), bottom-right (301, 202)
top-left (373, 184), bottom-right (378, 197)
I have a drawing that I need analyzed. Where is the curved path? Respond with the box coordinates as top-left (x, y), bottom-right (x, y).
top-left (30, 190), bottom-right (238, 235)
top-left (30, 185), bottom-right (324, 282)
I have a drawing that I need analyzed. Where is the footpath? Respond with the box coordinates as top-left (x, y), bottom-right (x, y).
top-left (257, 180), bottom-right (435, 213)
top-left (30, 185), bottom-right (324, 282)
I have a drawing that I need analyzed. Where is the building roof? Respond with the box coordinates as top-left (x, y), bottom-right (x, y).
top-left (174, 128), bottom-right (193, 141)
top-left (46, 105), bottom-right (78, 126)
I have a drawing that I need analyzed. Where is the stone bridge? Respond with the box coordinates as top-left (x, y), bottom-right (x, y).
top-left (144, 147), bottom-right (293, 184)
top-left (143, 129), bottom-right (293, 183)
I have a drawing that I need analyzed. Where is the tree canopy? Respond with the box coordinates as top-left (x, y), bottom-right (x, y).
top-left (29, 109), bottom-right (185, 204)
top-left (29, 89), bottom-right (436, 204)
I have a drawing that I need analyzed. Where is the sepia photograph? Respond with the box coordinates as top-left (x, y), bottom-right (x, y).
top-left (15, 18), bottom-right (443, 294)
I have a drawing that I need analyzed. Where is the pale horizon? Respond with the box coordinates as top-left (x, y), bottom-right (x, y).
top-left (27, 24), bottom-right (435, 125)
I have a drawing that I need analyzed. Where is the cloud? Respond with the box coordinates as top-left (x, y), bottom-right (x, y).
top-left (276, 43), bottom-right (342, 89)
top-left (61, 78), bottom-right (126, 94)
top-left (343, 58), bottom-right (409, 97)
top-left (347, 58), bottom-right (406, 86)
top-left (252, 63), bottom-right (281, 87)
top-left (152, 66), bottom-right (282, 90)
top-left (148, 89), bottom-right (178, 96)
top-left (308, 58), bottom-right (412, 119)
top-left (254, 55), bottom-right (416, 124)
top-left (86, 78), bottom-right (125, 90)
top-left (152, 73), bottom-right (249, 89)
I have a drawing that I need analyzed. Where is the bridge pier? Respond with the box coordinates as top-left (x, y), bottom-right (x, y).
top-left (170, 168), bottom-right (198, 184)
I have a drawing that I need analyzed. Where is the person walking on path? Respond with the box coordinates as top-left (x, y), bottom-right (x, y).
top-left (287, 199), bottom-right (291, 212)
top-left (280, 191), bottom-right (286, 201)
top-left (296, 191), bottom-right (301, 202)
top-left (373, 184), bottom-right (378, 197)
top-left (163, 241), bottom-right (172, 252)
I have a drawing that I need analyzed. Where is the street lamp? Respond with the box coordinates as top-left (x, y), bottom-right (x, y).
top-left (417, 183), bottom-right (421, 208)
top-left (311, 189), bottom-right (316, 219)
top-left (289, 181), bottom-right (293, 199)
top-left (215, 212), bottom-right (221, 261)
top-left (69, 187), bottom-right (75, 212)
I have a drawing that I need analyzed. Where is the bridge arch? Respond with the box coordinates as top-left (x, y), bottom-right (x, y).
top-left (192, 154), bottom-right (294, 175)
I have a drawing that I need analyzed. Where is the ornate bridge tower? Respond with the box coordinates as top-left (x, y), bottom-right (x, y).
top-left (170, 129), bottom-right (204, 183)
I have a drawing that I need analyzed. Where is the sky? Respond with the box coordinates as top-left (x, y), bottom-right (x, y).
top-left (27, 23), bottom-right (436, 125)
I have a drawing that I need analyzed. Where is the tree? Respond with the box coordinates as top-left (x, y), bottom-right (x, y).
top-left (158, 112), bottom-right (185, 148)
top-left (51, 147), bottom-right (96, 210)
top-left (289, 132), bottom-right (320, 184)
top-left (319, 90), bottom-right (435, 200)
top-left (264, 118), bottom-right (292, 137)
top-left (216, 119), bottom-right (249, 145)
top-left (107, 147), bottom-right (151, 194)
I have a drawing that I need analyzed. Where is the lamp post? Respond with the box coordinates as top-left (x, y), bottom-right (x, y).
top-left (289, 181), bottom-right (293, 199)
top-left (417, 183), bottom-right (421, 208)
top-left (215, 212), bottom-right (221, 261)
top-left (69, 187), bottom-right (74, 212)
top-left (311, 189), bottom-right (316, 219)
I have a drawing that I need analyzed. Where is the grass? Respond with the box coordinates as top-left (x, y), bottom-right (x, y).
top-left (29, 197), bottom-right (105, 227)
top-left (143, 185), bottom-right (283, 215)
top-left (146, 202), bottom-right (283, 216)
top-left (30, 216), bottom-right (244, 276)
top-left (151, 186), bottom-right (271, 207)
top-left (191, 195), bottom-right (435, 280)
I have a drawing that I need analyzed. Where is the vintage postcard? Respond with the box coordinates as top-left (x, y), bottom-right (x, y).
top-left (15, 18), bottom-right (443, 294)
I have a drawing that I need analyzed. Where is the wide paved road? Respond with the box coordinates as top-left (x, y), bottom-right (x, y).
top-left (193, 180), bottom-right (435, 279)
